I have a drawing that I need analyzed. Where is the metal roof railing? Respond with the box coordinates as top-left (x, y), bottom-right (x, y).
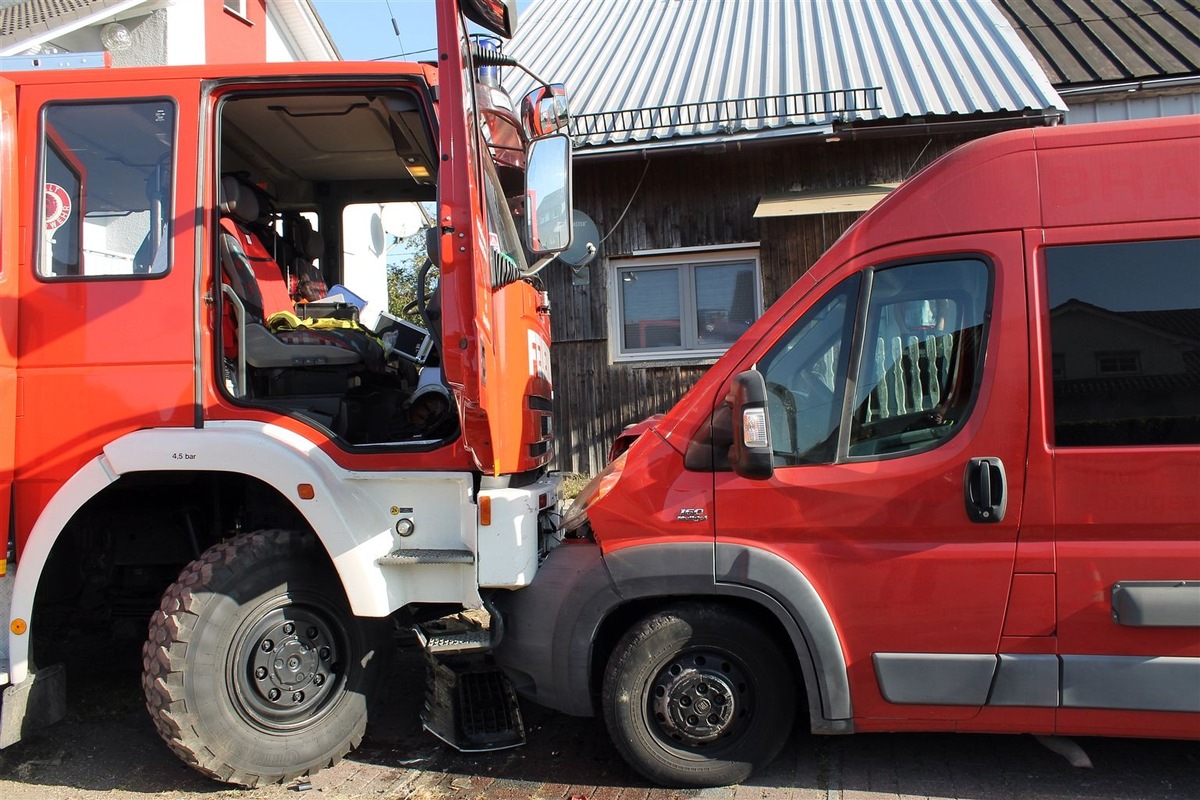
top-left (570, 86), bottom-right (884, 144)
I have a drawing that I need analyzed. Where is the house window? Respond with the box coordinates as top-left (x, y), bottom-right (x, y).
top-left (1096, 351), bottom-right (1140, 375)
top-left (224, 0), bottom-right (246, 16)
top-left (1046, 237), bottom-right (1200, 447)
top-left (611, 247), bottom-right (761, 361)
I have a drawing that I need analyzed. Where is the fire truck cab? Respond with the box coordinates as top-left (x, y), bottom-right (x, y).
top-left (0, 0), bottom-right (570, 786)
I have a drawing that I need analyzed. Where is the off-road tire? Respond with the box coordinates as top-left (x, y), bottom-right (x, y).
top-left (602, 602), bottom-right (796, 787)
top-left (142, 529), bottom-right (389, 787)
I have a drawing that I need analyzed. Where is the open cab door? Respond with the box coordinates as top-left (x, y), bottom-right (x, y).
top-left (434, 0), bottom-right (572, 476)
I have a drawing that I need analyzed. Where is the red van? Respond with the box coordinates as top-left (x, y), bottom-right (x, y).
top-left (494, 116), bottom-right (1200, 787)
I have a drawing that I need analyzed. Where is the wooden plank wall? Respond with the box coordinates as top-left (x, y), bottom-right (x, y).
top-left (546, 134), bottom-right (972, 474)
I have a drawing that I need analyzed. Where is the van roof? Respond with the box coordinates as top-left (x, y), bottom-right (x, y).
top-left (832, 114), bottom-right (1200, 268)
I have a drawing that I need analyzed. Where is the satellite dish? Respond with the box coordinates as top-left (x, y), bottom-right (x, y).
top-left (380, 202), bottom-right (427, 240)
top-left (558, 210), bottom-right (599, 268)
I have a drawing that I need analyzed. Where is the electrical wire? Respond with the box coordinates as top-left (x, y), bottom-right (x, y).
top-left (597, 159), bottom-right (652, 247)
top-left (384, 0), bottom-right (405, 52)
top-left (369, 47), bottom-right (438, 61)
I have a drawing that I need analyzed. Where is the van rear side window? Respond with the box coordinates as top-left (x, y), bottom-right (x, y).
top-left (38, 101), bottom-right (175, 279)
top-left (1046, 237), bottom-right (1200, 447)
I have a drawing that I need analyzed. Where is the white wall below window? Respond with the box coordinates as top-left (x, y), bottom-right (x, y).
top-left (165, 0), bottom-right (205, 65)
top-left (1065, 91), bottom-right (1200, 124)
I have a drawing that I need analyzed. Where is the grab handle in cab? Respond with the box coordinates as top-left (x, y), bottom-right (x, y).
top-left (965, 456), bottom-right (1007, 523)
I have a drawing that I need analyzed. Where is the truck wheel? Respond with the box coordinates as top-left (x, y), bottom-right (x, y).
top-left (141, 529), bottom-right (389, 787)
top-left (602, 603), bottom-right (795, 787)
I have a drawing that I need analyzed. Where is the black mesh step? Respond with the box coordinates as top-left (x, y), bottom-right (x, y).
top-left (422, 653), bottom-right (524, 752)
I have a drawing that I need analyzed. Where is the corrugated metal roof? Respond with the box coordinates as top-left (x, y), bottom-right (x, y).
top-left (504, 0), bottom-right (1063, 150)
top-left (993, 0), bottom-right (1200, 87)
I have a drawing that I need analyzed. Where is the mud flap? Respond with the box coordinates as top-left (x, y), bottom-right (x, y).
top-left (0, 663), bottom-right (67, 749)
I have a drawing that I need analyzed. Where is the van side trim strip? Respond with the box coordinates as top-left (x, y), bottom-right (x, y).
top-left (989, 654), bottom-right (1059, 707)
top-left (871, 652), bottom-right (1199, 713)
top-left (873, 653), bottom-right (997, 705)
top-left (1111, 581), bottom-right (1200, 627)
top-left (1062, 655), bottom-right (1200, 713)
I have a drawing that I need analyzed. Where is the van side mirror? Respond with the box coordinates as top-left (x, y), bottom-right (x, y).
top-left (524, 134), bottom-right (572, 254)
top-left (727, 370), bottom-right (774, 480)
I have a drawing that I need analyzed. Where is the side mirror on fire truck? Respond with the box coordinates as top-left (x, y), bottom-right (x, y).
top-left (524, 133), bottom-right (572, 254)
top-left (521, 83), bottom-right (569, 138)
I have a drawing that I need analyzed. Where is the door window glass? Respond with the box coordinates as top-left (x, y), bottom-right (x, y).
top-left (1046, 238), bottom-right (1200, 446)
top-left (755, 258), bottom-right (990, 466)
top-left (758, 275), bottom-right (858, 465)
top-left (848, 259), bottom-right (989, 457)
top-left (38, 101), bottom-right (175, 279)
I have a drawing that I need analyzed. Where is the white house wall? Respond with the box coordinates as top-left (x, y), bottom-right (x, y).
top-left (1066, 92), bottom-right (1200, 124)
top-left (164, 0), bottom-right (204, 65)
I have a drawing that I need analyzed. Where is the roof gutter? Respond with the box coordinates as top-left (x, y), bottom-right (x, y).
top-left (1056, 75), bottom-right (1200, 98)
top-left (572, 125), bottom-right (831, 162)
top-left (824, 110), bottom-right (1062, 142)
top-left (571, 110), bottom-right (1065, 160)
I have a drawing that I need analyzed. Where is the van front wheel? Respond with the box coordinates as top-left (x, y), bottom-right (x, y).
top-left (601, 603), bottom-right (796, 787)
top-left (141, 529), bottom-right (389, 787)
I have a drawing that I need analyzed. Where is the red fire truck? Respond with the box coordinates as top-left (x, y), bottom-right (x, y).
top-left (0, 0), bottom-right (570, 786)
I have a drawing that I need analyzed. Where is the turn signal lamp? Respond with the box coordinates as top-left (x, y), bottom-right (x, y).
top-left (743, 407), bottom-right (769, 448)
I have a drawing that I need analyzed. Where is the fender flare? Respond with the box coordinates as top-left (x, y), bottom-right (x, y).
top-left (9, 421), bottom-right (454, 684)
top-left (493, 540), bottom-right (852, 732)
top-left (607, 543), bottom-right (853, 730)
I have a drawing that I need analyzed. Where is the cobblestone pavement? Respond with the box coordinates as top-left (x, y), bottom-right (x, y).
top-left (1, 636), bottom-right (1197, 800)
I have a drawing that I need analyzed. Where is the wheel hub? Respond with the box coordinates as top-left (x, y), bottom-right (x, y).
top-left (651, 651), bottom-right (746, 745)
top-left (236, 606), bottom-right (343, 729)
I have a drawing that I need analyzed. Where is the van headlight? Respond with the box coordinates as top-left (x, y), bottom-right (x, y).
top-left (563, 450), bottom-right (628, 534)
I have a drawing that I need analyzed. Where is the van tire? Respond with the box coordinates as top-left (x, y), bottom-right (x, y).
top-left (601, 602), bottom-right (795, 787)
top-left (141, 529), bottom-right (389, 787)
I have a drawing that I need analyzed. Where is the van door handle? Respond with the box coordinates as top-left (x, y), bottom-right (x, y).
top-left (965, 457), bottom-right (1007, 523)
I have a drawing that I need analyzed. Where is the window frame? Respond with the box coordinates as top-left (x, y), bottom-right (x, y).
top-left (842, 257), bottom-right (992, 462)
top-left (1043, 235), bottom-right (1200, 448)
top-left (223, 0), bottom-right (249, 21)
top-left (746, 253), bottom-right (994, 469)
top-left (35, 98), bottom-right (177, 283)
top-left (609, 245), bottom-right (762, 363)
top-left (1095, 350), bottom-right (1141, 376)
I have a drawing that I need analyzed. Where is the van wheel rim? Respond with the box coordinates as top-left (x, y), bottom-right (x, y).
top-left (650, 649), bottom-right (748, 746)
